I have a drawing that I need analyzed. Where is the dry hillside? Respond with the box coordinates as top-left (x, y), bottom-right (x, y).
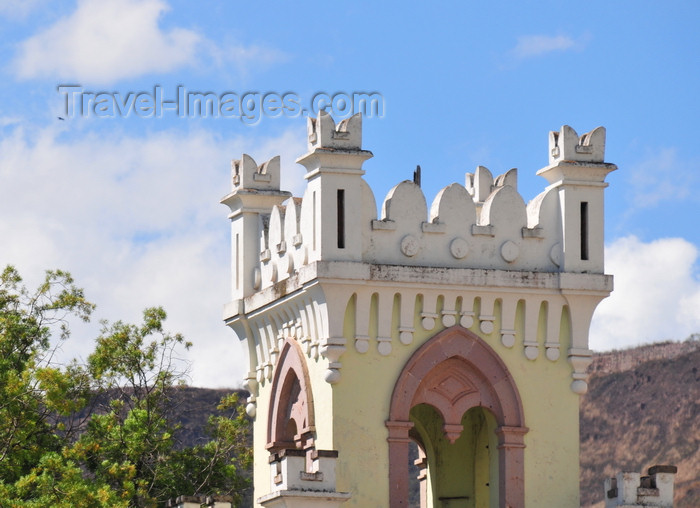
top-left (580, 337), bottom-right (700, 507)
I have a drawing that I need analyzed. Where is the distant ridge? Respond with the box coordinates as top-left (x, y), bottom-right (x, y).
top-left (589, 335), bottom-right (700, 375)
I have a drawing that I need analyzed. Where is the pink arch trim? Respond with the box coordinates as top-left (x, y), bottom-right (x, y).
top-left (388, 326), bottom-right (525, 427)
top-left (267, 338), bottom-right (315, 451)
top-left (386, 326), bottom-right (527, 508)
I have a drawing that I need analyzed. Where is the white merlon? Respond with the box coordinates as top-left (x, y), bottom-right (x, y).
top-left (549, 125), bottom-right (606, 164)
top-left (605, 465), bottom-right (677, 507)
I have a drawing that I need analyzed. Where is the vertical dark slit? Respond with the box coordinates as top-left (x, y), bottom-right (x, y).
top-left (235, 233), bottom-right (239, 289)
top-left (337, 189), bottom-right (345, 249)
top-left (580, 202), bottom-right (589, 261)
top-left (312, 191), bottom-right (317, 250)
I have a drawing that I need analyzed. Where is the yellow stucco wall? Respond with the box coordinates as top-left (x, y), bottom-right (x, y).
top-left (251, 290), bottom-right (581, 507)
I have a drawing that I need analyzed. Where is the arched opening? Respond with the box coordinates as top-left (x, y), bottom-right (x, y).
top-left (387, 326), bottom-right (527, 508)
top-left (409, 404), bottom-right (499, 507)
top-left (267, 338), bottom-right (315, 451)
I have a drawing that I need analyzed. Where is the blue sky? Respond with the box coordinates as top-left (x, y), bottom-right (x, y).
top-left (1, 0), bottom-right (698, 387)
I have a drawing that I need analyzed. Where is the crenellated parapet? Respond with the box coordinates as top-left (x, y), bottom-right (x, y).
top-left (604, 465), bottom-right (677, 507)
top-left (368, 169), bottom-right (545, 270)
top-left (232, 123), bottom-right (615, 282)
top-left (259, 449), bottom-right (351, 508)
top-left (223, 113), bottom-right (615, 409)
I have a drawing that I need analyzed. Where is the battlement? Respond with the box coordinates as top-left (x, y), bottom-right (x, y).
top-left (232, 154), bottom-right (282, 191)
top-left (465, 165), bottom-right (517, 205)
top-left (259, 449), bottom-right (351, 507)
top-left (224, 114), bottom-right (616, 296)
top-left (307, 111), bottom-right (362, 151)
top-left (549, 125), bottom-right (606, 164)
top-left (605, 465), bottom-right (677, 507)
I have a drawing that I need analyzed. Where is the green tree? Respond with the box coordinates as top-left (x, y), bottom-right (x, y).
top-left (0, 266), bottom-right (251, 507)
top-left (0, 266), bottom-right (94, 486)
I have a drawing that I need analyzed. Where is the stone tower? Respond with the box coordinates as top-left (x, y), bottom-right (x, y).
top-left (221, 112), bottom-right (616, 507)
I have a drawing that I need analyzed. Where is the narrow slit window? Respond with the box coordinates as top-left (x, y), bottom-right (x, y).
top-left (312, 191), bottom-right (317, 250)
top-left (235, 233), bottom-right (239, 289)
top-left (580, 201), bottom-right (589, 261)
top-left (337, 189), bottom-right (345, 249)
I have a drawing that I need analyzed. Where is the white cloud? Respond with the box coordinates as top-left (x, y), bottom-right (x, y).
top-left (12, 0), bottom-right (283, 84)
top-left (13, 0), bottom-right (199, 83)
top-left (512, 34), bottom-right (580, 59)
top-left (590, 236), bottom-right (700, 351)
top-left (0, 122), bottom-right (307, 386)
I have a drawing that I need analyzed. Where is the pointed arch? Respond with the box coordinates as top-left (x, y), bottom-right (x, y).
top-left (267, 338), bottom-right (315, 451)
top-left (386, 326), bottom-right (528, 508)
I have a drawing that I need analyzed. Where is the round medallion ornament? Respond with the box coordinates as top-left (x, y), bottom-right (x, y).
top-left (501, 240), bottom-right (520, 263)
top-left (550, 243), bottom-right (562, 267)
top-left (400, 235), bottom-right (420, 257)
top-left (449, 237), bottom-right (470, 259)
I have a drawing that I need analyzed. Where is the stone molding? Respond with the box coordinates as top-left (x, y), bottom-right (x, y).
top-left (225, 262), bottom-right (610, 393)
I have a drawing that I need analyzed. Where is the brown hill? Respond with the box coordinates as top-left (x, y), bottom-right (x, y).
top-left (580, 336), bottom-right (700, 507)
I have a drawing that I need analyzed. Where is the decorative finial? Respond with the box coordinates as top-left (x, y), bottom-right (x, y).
top-left (413, 165), bottom-right (421, 187)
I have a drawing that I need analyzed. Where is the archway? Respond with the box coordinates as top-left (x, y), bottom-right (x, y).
top-left (387, 326), bottom-right (527, 508)
top-left (267, 338), bottom-right (315, 451)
